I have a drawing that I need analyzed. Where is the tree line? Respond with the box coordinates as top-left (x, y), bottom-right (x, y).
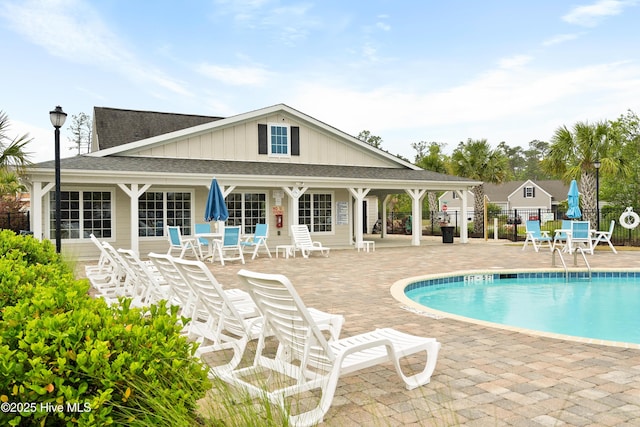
top-left (358, 109), bottom-right (640, 233)
top-left (1, 110), bottom-right (638, 234)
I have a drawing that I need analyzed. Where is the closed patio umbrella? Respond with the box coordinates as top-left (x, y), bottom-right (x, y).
top-left (566, 179), bottom-right (581, 219)
top-left (204, 178), bottom-right (229, 222)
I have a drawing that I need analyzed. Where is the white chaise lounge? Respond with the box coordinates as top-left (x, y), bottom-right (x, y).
top-left (231, 269), bottom-right (441, 427)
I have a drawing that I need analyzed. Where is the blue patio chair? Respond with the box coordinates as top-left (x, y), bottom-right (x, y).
top-left (522, 220), bottom-right (552, 252)
top-left (166, 226), bottom-right (199, 259)
top-left (241, 223), bottom-right (272, 260)
top-left (569, 221), bottom-right (594, 255)
top-left (213, 226), bottom-right (245, 265)
top-left (552, 220), bottom-right (572, 251)
top-left (194, 223), bottom-right (211, 259)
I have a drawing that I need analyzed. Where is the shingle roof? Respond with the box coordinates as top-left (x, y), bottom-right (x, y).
top-left (34, 155), bottom-right (474, 183)
top-left (485, 180), bottom-right (569, 201)
top-left (93, 107), bottom-right (223, 150)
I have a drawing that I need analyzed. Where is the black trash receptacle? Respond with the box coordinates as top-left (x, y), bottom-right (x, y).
top-left (441, 226), bottom-right (454, 244)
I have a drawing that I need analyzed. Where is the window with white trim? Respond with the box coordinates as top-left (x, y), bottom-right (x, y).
top-left (138, 191), bottom-right (192, 237)
top-left (49, 191), bottom-right (112, 239)
top-left (270, 124), bottom-right (289, 155)
top-left (299, 193), bottom-right (333, 233)
top-left (227, 192), bottom-right (267, 234)
top-left (524, 186), bottom-right (535, 198)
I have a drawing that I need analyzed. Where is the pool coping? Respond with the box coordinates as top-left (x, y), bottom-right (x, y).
top-left (390, 267), bottom-right (640, 350)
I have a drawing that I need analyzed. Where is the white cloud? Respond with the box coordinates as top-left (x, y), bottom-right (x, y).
top-left (289, 59), bottom-right (640, 155)
top-left (376, 22), bottom-right (391, 31)
top-left (498, 55), bottom-right (533, 70)
top-left (542, 33), bottom-right (582, 46)
top-left (0, 0), bottom-right (191, 97)
top-left (212, 0), bottom-right (317, 45)
top-left (196, 64), bottom-right (271, 86)
top-left (10, 119), bottom-right (74, 164)
top-left (562, 0), bottom-right (632, 26)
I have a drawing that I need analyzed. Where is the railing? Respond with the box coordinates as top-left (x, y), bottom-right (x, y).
top-left (0, 211), bottom-right (30, 234)
top-left (387, 207), bottom-right (640, 246)
top-left (551, 246), bottom-right (591, 282)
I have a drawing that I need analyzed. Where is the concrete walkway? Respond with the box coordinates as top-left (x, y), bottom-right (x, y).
top-left (207, 236), bottom-right (640, 426)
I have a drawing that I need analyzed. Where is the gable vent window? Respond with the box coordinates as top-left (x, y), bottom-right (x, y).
top-left (524, 186), bottom-right (535, 198)
top-left (258, 123), bottom-right (299, 156)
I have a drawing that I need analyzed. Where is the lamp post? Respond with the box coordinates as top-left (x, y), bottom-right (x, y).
top-left (49, 106), bottom-right (67, 253)
top-left (594, 160), bottom-right (601, 231)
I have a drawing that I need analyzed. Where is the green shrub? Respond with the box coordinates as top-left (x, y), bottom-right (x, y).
top-left (0, 231), bottom-right (75, 316)
top-left (0, 233), bottom-right (210, 426)
top-left (0, 230), bottom-right (62, 267)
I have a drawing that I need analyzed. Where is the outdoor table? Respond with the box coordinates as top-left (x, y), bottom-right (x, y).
top-left (195, 232), bottom-right (222, 262)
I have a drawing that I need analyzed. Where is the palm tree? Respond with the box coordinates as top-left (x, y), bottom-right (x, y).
top-left (542, 120), bottom-right (627, 228)
top-left (413, 141), bottom-right (448, 216)
top-left (0, 171), bottom-right (26, 196)
top-left (0, 110), bottom-right (32, 173)
top-left (450, 139), bottom-right (509, 234)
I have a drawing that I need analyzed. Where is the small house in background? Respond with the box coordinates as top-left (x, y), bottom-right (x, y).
top-left (439, 180), bottom-right (570, 221)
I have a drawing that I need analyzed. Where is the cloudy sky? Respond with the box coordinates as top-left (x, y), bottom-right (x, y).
top-left (1, 0), bottom-right (639, 163)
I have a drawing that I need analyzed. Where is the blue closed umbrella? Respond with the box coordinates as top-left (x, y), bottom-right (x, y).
top-left (204, 178), bottom-right (229, 222)
top-left (566, 179), bottom-right (581, 219)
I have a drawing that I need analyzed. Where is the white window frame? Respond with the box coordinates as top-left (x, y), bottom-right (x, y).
top-left (226, 191), bottom-right (268, 234)
top-left (47, 188), bottom-right (115, 241)
top-left (298, 191), bottom-right (334, 234)
top-left (524, 186), bottom-right (535, 198)
top-left (268, 123), bottom-right (290, 157)
top-left (138, 189), bottom-right (195, 238)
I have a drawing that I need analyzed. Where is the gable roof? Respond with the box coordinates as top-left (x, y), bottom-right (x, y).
top-left (486, 180), bottom-right (569, 202)
top-left (89, 104), bottom-right (419, 170)
top-left (92, 107), bottom-right (223, 150)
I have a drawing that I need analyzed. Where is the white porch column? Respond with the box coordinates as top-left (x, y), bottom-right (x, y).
top-left (117, 183), bottom-right (151, 253)
top-left (31, 181), bottom-right (54, 240)
top-left (406, 189), bottom-right (426, 246)
top-left (382, 194), bottom-right (392, 238)
top-left (456, 189), bottom-right (469, 243)
top-left (348, 188), bottom-right (370, 249)
top-left (282, 185), bottom-right (307, 230)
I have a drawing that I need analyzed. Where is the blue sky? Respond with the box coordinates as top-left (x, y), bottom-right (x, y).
top-left (1, 0), bottom-right (639, 164)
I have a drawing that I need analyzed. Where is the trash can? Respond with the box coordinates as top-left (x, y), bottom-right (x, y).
top-left (441, 226), bottom-right (454, 244)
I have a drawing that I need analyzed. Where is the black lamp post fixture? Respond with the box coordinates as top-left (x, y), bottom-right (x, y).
top-left (594, 160), bottom-right (601, 231)
top-left (49, 106), bottom-right (67, 253)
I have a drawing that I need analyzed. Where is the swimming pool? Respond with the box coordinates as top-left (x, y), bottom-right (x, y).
top-left (391, 270), bottom-right (640, 348)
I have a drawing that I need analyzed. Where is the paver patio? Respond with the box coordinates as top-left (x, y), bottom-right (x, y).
top-left (203, 235), bottom-right (640, 426)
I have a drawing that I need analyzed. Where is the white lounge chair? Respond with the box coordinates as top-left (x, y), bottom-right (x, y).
top-left (148, 252), bottom-right (228, 341)
top-left (522, 220), bottom-right (552, 252)
top-left (232, 269), bottom-right (440, 427)
top-left (94, 241), bottom-right (137, 301)
top-left (592, 219), bottom-right (617, 253)
top-left (166, 225), bottom-right (199, 259)
top-left (170, 258), bottom-right (344, 376)
top-left (117, 248), bottom-right (170, 306)
top-left (291, 224), bottom-right (330, 258)
top-left (241, 223), bottom-right (272, 260)
top-left (85, 234), bottom-right (125, 291)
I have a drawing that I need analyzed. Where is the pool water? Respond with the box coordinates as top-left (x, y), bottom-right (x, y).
top-left (405, 274), bottom-right (640, 344)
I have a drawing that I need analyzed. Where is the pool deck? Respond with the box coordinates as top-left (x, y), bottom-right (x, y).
top-left (206, 235), bottom-right (640, 426)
